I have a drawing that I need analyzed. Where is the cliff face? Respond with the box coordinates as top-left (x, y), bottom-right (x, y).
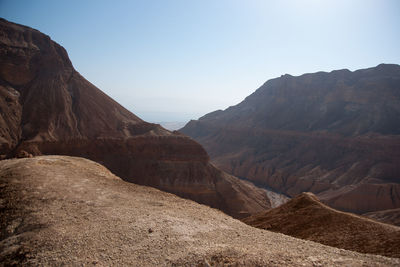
top-left (0, 18), bottom-right (272, 218)
top-left (0, 18), bottom-right (157, 147)
top-left (181, 64), bottom-right (400, 214)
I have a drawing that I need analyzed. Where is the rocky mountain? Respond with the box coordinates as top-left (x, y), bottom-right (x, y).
top-left (181, 65), bottom-right (400, 216)
top-left (364, 208), bottom-right (400, 227)
top-left (0, 18), bottom-right (275, 219)
top-left (1, 156), bottom-right (398, 266)
top-left (242, 192), bottom-right (400, 258)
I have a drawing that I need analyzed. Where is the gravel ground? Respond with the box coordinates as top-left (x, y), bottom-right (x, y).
top-left (1, 156), bottom-right (399, 266)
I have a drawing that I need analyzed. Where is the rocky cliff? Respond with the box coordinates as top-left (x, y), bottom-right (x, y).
top-left (0, 18), bottom-right (273, 218)
top-left (181, 65), bottom-right (400, 215)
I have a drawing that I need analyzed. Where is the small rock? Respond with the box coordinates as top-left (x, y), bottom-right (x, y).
top-left (16, 150), bottom-right (33, 158)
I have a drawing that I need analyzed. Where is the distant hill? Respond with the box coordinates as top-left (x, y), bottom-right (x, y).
top-left (0, 18), bottom-right (275, 219)
top-left (364, 208), bottom-right (400, 227)
top-left (181, 64), bottom-right (400, 216)
top-left (1, 156), bottom-right (397, 266)
top-left (242, 192), bottom-right (400, 258)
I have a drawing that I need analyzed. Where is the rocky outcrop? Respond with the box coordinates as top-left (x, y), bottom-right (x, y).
top-left (0, 83), bottom-right (21, 157)
top-left (1, 156), bottom-right (398, 266)
top-left (0, 18), bottom-right (273, 219)
top-left (242, 192), bottom-right (400, 258)
top-left (181, 65), bottom-right (400, 214)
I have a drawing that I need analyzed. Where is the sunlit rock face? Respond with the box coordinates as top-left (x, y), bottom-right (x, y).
top-left (181, 63), bottom-right (400, 214)
top-left (0, 18), bottom-right (273, 219)
top-left (2, 156), bottom-right (397, 266)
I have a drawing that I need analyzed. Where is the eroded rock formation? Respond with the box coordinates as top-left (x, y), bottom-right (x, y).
top-left (181, 65), bottom-right (400, 214)
top-left (0, 18), bottom-right (273, 218)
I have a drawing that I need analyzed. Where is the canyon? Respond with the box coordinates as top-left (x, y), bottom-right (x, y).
top-left (181, 64), bottom-right (400, 220)
top-left (0, 18), bottom-right (277, 219)
top-left (1, 17), bottom-right (400, 265)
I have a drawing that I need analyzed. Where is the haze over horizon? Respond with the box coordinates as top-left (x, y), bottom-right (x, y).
top-left (1, 0), bottom-right (399, 122)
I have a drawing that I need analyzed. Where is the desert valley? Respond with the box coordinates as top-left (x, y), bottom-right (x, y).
top-left (1, 11), bottom-right (400, 267)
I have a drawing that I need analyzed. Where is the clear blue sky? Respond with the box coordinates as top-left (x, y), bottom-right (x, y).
top-left (1, 0), bottom-right (399, 122)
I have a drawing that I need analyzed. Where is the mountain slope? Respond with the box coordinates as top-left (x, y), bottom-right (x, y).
top-left (242, 192), bottom-right (400, 258)
top-left (1, 156), bottom-right (398, 266)
top-left (0, 18), bottom-right (273, 219)
top-left (364, 208), bottom-right (400, 227)
top-left (181, 65), bottom-right (400, 215)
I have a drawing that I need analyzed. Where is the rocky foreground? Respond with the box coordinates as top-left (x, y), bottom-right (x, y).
top-left (0, 156), bottom-right (399, 266)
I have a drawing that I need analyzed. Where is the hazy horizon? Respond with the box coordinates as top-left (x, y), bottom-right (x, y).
top-left (1, 0), bottom-right (399, 122)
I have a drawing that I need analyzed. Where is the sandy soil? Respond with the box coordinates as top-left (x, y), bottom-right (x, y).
top-left (1, 156), bottom-right (399, 266)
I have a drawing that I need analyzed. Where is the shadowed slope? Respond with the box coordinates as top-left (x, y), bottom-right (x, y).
top-left (0, 18), bottom-right (273, 219)
top-left (364, 208), bottom-right (400, 227)
top-left (181, 65), bottom-right (400, 215)
top-left (1, 156), bottom-right (398, 266)
top-left (242, 192), bottom-right (400, 258)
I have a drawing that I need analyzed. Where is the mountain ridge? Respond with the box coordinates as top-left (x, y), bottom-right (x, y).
top-left (0, 18), bottom-right (275, 219)
top-left (242, 192), bottom-right (400, 258)
top-left (180, 63), bottom-right (400, 217)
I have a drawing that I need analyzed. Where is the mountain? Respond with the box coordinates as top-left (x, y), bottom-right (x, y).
top-left (181, 65), bottom-right (400, 215)
top-left (242, 192), bottom-right (400, 258)
top-left (364, 208), bottom-right (400, 227)
top-left (0, 18), bottom-right (275, 219)
top-left (1, 156), bottom-right (398, 266)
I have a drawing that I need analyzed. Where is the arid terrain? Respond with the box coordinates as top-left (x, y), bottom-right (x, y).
top-left (0, 18), bottom-right (283, 219)
top-left (242, 192), bottom-right (400, 258)
top-left (1, 156), bottom-right (399, 266)
top-left (181, 65), bottom-right (400, 221)
top-left (1, 15), bottom-right (399, 266)
top-left (364, 208), bottom-right (400, 227)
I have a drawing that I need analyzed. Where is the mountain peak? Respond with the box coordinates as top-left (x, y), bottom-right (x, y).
top-left (293, 192), bottom-right (320, 204)
top-left (0, 18), bottom-right (274, 219)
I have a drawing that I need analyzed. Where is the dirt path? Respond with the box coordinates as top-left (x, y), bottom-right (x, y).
top-left (1, 156), bottom-right (399, 266)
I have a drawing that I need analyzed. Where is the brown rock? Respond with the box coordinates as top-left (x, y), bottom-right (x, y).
top-left (15, 150), bottom-right (32, 158)
top-left (242, 192), bottom-right (400, 258)
top-left (1, 156), bottom-right (398, 266)
top-left (0, 18), bottom-right (273, 219)
top-left (181, 65), bottom-right (400, 215)
top-left (364, 208), bottom-right (400, 227)
top-left (0, 84), bottom-right (21, 154)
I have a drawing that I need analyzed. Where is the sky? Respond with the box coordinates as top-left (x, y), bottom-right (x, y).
top-left (1, 0), bottom-right (399, 122)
